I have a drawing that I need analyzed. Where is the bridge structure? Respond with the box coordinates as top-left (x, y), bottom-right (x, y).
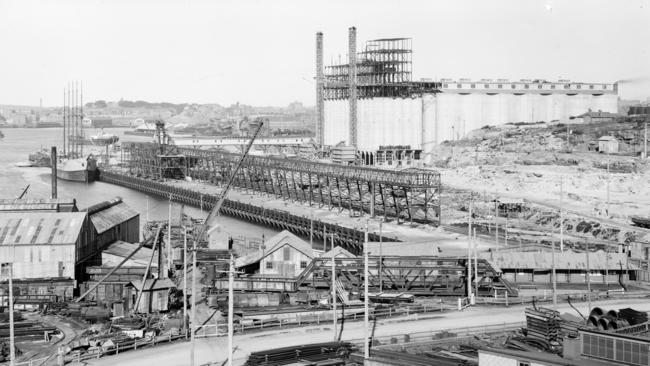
top-left (119, 141), bottom-right (441, 225)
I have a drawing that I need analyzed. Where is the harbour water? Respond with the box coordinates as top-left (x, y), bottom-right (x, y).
top-left (0, 127), bottom-right (279, 241)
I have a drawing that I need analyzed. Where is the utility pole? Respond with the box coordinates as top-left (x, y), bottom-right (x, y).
top-left (644, 122), bottom-right (647, 159)
top-left (560, 176), bottom-right (564, 253)
top-left (363, 221), bottom-right (369, 360)
top-left (552, 235), bottom-right (557, 307)
top-left (379, 220), bottom-right (383, 293)
top-left (228, 253), bottom-right (234, 366)
top-left (310, 211), bottom-right (313, 248)
top-left (190, 239), bottom-right (197, 366)
top-left (146, 195), bottom-right (149, 223)
top-left (331, 233), bottom-right (337, 341)
top-left (494, 195), bottom-right (499, 254)
top-left (473, 228), bottom-right (478, 298)
top-left (8, 254), bottom-right (15, 366)
top-left (183, 227), bottom-right (188, 336)
top-left (586, 240), bottom-right (592, 311)
top-left (168, 194), bottom-right (172, 275)
top-left (606, 153), bottom-right (610, 218)
top-left (467, 198), bottom-right (473, 302)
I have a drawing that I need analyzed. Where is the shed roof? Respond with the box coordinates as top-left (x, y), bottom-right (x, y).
top-left (89, 202), bottom-right (138, 234)
top-left (128, 278), bottom-right (176, 291)
top-left (598, 135), bottom-right (618, 141)
top-left (321, 246), bottom-right (356, 259)
top-left (102, 240), bottom-right (155, 266)
top-left (0, 198), bottom-right (77, 212)
top-left (0, 212), bottom-right (86, 246)
top-left (481, 250), bottom-right (637, 271)
top-left (236, 230), bottom-right (314, 268)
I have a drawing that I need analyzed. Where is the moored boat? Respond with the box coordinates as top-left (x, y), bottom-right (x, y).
top-left (631, 216), bottom-right (650, 229)
top-left (56, 156), bottom-right (97, 183)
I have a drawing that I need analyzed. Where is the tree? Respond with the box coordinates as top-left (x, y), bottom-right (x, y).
top-left (94, 100), bottom-right (107, 108)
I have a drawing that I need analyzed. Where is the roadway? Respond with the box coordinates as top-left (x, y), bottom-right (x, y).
top-left (85, 297), bottom-right (650, 366)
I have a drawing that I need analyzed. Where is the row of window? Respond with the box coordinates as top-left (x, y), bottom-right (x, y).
top-left (443, 83), bottom-right (608, 90)
top-left (582, 333), bottom-right (650, 365)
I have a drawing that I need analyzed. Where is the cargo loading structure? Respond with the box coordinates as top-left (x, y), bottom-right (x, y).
top-left (316, 28), bottom-right (619, 164)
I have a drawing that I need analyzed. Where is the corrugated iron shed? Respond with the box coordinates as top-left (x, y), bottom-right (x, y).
top-left (90, 202), bottom-right (139, 234)
top-left (235, 230), bottom-right (314, 268)
top-left (482, 250), bottom-right (637, 271)
top-left (0, 211), bottom-right (86, 246)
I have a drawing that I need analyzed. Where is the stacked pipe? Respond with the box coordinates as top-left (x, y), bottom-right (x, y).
top-left (587, 307), bottom-right (648, 331)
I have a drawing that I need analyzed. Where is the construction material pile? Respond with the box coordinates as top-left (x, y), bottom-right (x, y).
top-left (588, 307), bottom-right (649, 332)
top-left (618, 308), bottom-right (649, 325)
top-left (245, 341), bottom-right (356, 366)
top-left (525, 308), bottom-right (561, 342)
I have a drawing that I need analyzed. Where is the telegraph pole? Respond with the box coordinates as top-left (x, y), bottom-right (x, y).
top-left (363, 221), bottom-right (369, 360)
top-left (168, 194), bottom-right (172, 275)
top-left (473, 228), bottom-right (478, 298)
top-left (331, 233), bottom-right (337, 341)
top-left (467, 198), bottom-right (473, 302)
top-left (183, 227), bottom-right (188, 336)
top-left (8, 255), bottom-right (15, 366)
top-left (560, 176), bottom-right (564, 253)
top-left (379, 220), bottom-right (383, 293)
top-left (190, 239), bottom-right (197, 366)
top-left (606, 153), bottom-right (610, 217)
top-left (494, 195), bottom-right (499, 254)
top-left (552, 234), bottom-right (557, 307)
top-left (586, 240), bottom-right (592, 311)
top-left (228, 253), bottom-right (234, 366)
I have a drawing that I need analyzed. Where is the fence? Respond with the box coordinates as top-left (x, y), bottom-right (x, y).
top-left (12, 357), bottom-right (50, 366)
top-left (64, 332), bottom-right (187, 364)
top-left (475, 288), bottom-right (650, 306)
top-left (196, 301), bottom-right (457, 338)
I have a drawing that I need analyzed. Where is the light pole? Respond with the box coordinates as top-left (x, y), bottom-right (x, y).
top-left (331, 233), bottom-right (337, 341)
top-left (467, 198), bottom-right (473, 303)
top-left (379, 220), bottom-right (383, 293)
top-left (190, 239), bottom-right (197, 366)
top-left (7, 248), bottom-right (15, 366)
top-left (183, 227), bottom-right (188, 336)
top-left (228, 253), bottom-right (234, 366)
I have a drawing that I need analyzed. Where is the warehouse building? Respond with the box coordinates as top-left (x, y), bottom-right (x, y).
top-left (0, 211), bottom-right (89, 301)
top-left (236, 230), bottom-right (315, 278)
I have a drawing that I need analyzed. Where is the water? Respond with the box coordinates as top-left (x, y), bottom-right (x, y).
top-left (0, 127), bottom-right (279, 241)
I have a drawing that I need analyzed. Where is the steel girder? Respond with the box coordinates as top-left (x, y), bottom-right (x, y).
top-left (122, 142), bottom-right (441, 225)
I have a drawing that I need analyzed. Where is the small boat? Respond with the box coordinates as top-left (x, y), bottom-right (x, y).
top-left (57, 156), bottom-right (97, 183)
top-left (91, 131), bottom-right (119, 145)
top-left (124, 121), bottom-right (157, 136)
top-left (27, 149), bottom-right (51, 167)
top-left (631, 216), bottom-right (650, 229)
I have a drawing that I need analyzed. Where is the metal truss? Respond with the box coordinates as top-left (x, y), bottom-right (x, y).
top-left (121, 142), bottom-right (441, 225)
top-left (297, 256), bottom-right (516, 296)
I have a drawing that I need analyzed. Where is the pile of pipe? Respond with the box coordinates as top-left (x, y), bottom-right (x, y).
top-left (588, 307), bottom-right (649, 331)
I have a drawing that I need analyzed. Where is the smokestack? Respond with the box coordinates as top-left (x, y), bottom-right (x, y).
top-left (348, 27), bottom-right (358, 147)
top-left (316, 32), bottom-right (324, 147)
top-left (51, 146), bottom-right (57, 199)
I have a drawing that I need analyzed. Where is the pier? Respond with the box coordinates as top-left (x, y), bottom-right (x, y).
top-left (98, 169), bottom-right (398, 254)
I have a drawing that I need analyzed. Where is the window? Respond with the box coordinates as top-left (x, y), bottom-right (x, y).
top-left (551, 85), bottom-right (556, 89)
top-left (577, 85), bottom-right (582, 89)
top-left (456, 83), bottom-right (462, 88)
top-left (300, 261), bottom-right (308, 269)
top-left (524, 84), bottom-right (530, 89)
top-left (497, 84), bottom-right (503, 89)
top-left (511, 84), bottom-right (516, 89)
top-left (518, 362), bottom-right (530, 366)
top-left (266, 261), bottom-right (273, 269)
top-left (443, 84), bottom-right (448, 88)
top-left (484, 84), bottom-right (489, 88)
top-left (283, 246), bottom-right (291, 261)
top-left (589, 85), bottom-right (595, 89)
top-left (470, 84), bottom-right (476, 88)
top-left (603, 85), bottom-right (608, 89)
top-left (538, 84), bottom-right (543, 89)
top-left (565, 84), bottom-right (571, 89)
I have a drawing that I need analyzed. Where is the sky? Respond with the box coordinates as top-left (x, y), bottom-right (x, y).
top-left (0, 0), bottom-right (649, 107)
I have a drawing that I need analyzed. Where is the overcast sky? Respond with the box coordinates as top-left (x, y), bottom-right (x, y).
top-left (0, 0), bottom-right (648, 107)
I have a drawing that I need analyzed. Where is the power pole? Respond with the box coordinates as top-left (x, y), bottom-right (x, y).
top-left (8, 256), bottom-right (15, 366)
top-left (586, 241), bottom-right (592, 311)
top-left (473, 228), bottom-right (478, 298)
top-left (644, 122), bottom-right (647, 159)
top-left (168, 194), bottom-right (172, 275)
top-left (467, 198), bottom-right (473, 301)
top-left (552, 235), bottom-right (557, 308)
top-left (379, 220), bottom-right (383, 293)
top-left (560, 176), bottom-right (564, 253)
top-left (331, 233), bottom-right (337, 341)
top-left (494, 195), bottom-right (499, 254)
top-left (310, 211), bottom-right (313, 248)
top-left (183, 227), bottom-right (188, 336)
top-left (228, 253), bottom-right (234, 366)
top-left (363, 221), bottom-right (369, 360)
top-left (190, 239), bottom-right (197, 366)
top-left (606, 153), bottom-right (610, 217)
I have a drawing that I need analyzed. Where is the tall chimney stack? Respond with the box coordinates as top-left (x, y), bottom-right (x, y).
top-left (316, 32), bottom-right (324, 147)
top-left (51, 146), bottom-right (57, 199)
top-left (348, 27), bottom-right (358, 147)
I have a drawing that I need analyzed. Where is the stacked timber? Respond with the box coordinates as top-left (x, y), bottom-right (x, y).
top-left (0, 312), bottom-right (23, 323)
top-left (0, 321), bottom-right (57, 340)
top-left (331, 146), bottom-right (356, 164)
top-left (525, 307), bottom-right (561, 342)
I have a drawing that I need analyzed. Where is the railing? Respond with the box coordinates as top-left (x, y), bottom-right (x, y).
top-left (196, 301), bottom-right (457, 338)
top-left (475, 288), bottom-right (650, 306)
top-left (12, 357), bottom-right (50, 366)
top-left (63, 332), bottom-right (187, 364)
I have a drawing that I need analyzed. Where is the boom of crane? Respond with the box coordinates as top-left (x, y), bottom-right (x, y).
top-left (195, 121), bottom-right (264, 244)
